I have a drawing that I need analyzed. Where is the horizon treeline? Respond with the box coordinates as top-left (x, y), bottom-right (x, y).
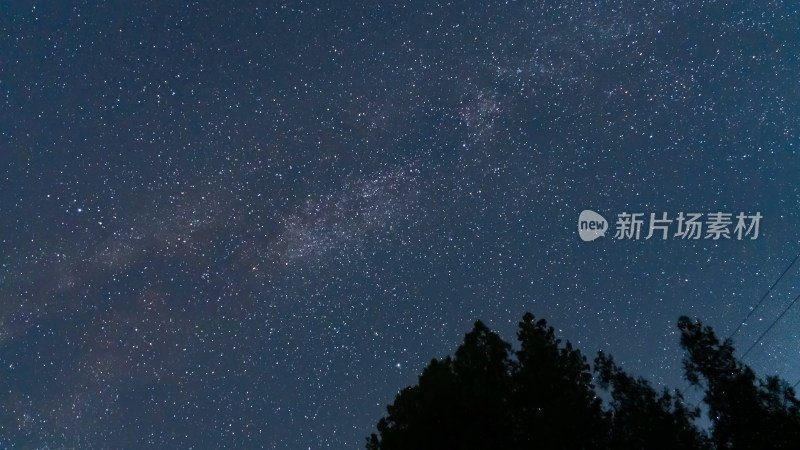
top-left (367, 313), bottom-right (800, 449)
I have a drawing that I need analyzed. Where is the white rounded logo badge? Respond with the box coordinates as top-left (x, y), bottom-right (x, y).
top-left (578, 210), bottom-right (608, 242)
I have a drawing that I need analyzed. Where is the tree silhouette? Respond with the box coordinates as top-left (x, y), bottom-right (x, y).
top-left (367, 315), bottom-right (609, 449)
top-left (367, 321), bottom-right (516, 450)
top-left (366, 313), bottom-right (800, 450)
top-left (678, 316), bottom-right (800, 449)
top-left (511, 313), bottom-right (608, 449)
top-left (595, 351), bottom-right (708, 450)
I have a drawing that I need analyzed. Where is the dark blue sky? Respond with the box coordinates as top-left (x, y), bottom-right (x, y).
top-left (1, 1), bottom-right (799, 448)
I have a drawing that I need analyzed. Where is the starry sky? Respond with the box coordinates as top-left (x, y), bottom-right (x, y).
top-left (1, 0), bottom-right (799, 448)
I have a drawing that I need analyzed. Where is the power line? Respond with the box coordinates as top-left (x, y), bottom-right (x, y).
top-left (740, 291), bottom-right (800, 360)
top-left (679, 252), bottom-right (800, 403)
top-left (682, 285), bottom-right (800, 408)
top-left (728, 252), bottom-right (800, 341)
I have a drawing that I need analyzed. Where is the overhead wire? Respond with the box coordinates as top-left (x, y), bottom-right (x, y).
top-left (683, 251), bottom-right (800, 407)
top-left (740, 291), bottom-right (800, 360)
top-left (727, 253), bottom-right (800, 342)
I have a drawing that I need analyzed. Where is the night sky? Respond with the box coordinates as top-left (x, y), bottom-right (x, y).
top-left (2, 1), bottom-right (799, 448)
